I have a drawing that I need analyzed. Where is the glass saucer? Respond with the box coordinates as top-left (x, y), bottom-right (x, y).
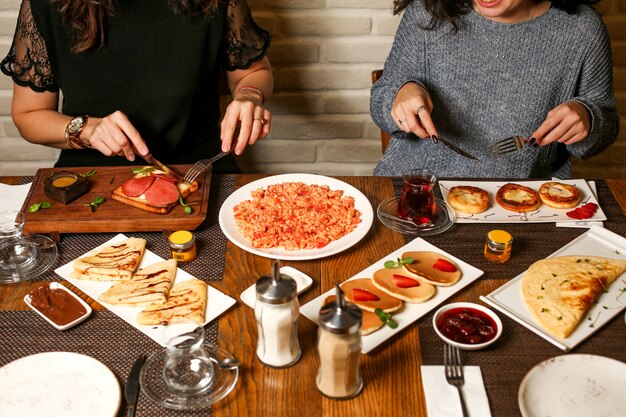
top-left (0, 235), bottom-right (58, 283)
top-left (377, 197), bottom-right (455, 236)
top-left (140, 342), bottom-right (239, 410)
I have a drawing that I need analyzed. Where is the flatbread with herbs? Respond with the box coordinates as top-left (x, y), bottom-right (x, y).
top-left (522, 255), bottom-right (626, 339)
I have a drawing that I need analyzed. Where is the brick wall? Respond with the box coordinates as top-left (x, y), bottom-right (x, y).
top-left (0, 0), bottom-right (624, 178)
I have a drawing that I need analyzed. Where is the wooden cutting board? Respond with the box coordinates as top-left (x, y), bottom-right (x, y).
top-left (20, 165), bottom-right (211, 234)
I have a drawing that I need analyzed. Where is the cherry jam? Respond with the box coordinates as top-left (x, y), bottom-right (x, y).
top-left (436, 307), bottom-right (498, 345)
top-left (397, 178), bottom-right (437, 225)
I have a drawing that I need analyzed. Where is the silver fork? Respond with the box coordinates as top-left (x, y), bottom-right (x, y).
top-left (490, 135), bottom-right (528, 156)
top-left (444, 343), bottom-right (469, 417)
top-left (183, 150), bottom-right (230, 184)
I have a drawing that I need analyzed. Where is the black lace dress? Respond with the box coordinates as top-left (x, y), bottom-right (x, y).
top-left (1, 0), bottom-right (270, 172)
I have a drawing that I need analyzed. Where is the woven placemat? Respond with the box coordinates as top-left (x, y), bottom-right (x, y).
top-left (0, 310), bottom-right (221, 416)
top-left (391, 179), bottom-right (626, 280)
top-left (418, 308), bottom-right (626, 417)
top-left (31, 174), bottom-right (235, 282)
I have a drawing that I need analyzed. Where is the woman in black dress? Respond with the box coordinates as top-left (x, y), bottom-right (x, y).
top-left (1, 0), bottom-right (273, 172)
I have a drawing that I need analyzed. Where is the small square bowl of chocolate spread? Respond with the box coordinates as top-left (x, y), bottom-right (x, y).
top-left (24, 282), bottom-right (92, 330)
top-left (43, 171), bottom-right (90, 204)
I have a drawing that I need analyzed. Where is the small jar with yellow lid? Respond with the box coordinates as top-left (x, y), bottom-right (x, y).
top-left (168, 230), bottom-right (197, 263)
top-left (484, 230), bottom-right (512, 263)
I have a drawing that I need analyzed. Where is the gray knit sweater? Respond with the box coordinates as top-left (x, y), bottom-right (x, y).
top-left (371, 3), bottom-right (618, 178)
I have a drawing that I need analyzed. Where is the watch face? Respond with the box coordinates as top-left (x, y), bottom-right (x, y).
top-left (68, 116), bottom-right (85, 135)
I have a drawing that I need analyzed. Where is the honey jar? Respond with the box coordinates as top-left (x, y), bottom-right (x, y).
top-left (168, 230), bottom-right (196, 263)
top-left (484, 230), bottom-right (512, 263)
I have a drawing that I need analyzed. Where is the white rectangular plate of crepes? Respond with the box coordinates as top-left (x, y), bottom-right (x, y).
top-left (55, 234), bottom-right (237, 346)
top-left (438, 179), bottom-right (607, 223)
top-left (300, 237), bottom-right (484, 354)
top-left (480, 226), bottom-right (626, 351)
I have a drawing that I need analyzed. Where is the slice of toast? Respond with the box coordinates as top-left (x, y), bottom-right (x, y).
top-left (111, 167), bottom-right (198, 214)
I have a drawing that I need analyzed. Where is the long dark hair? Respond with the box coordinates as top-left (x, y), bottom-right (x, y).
top-left (51, 0), bottom-right (221, 53)
top-left (393, 0), bottom-right (601, 29)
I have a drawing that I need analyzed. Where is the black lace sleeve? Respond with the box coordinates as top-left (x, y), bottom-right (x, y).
top-left (222, 0), bottom-right (271, 71)
top-left (0, 0), bottom-right (57, 92)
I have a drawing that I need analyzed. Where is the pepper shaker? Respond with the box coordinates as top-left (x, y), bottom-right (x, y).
top-left (316, 285), bottom-right (363, 399)
top-left (254, 260), bottom-right (301, 368)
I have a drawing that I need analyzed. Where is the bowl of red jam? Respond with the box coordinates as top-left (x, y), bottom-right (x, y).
top-left (433, 302), bottom-right (502, 350)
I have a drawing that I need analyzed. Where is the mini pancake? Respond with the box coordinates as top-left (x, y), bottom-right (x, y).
top-left (371, 268), bottom-right (436, 303)
top-left (401, 251), bottom-right (461, 287)
top-left (340, 278), bottom-right (403, 313)
top-left (495, 183), bottom-right (541, 212)
top-left (447, 186), bottom-right (490, 214)
top-left (324, 295), bottom-right (384, 335)
top-left (538, 182), bottom-right (581, 209)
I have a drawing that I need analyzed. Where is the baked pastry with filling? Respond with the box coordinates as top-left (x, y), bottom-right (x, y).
top-left (447, 186), bottom-right (490, 214)
top-left (538, 182), bottom-right (581, 209)
top-left (495, 183), bottom-right (541, 212)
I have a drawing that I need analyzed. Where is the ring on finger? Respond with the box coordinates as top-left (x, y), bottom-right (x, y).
top-left (399, 119), bottom-right (406, 125)
top-left (417, 106), bottom-right (426, 113)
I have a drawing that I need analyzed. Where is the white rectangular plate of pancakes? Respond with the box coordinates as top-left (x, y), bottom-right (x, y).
top-left (300, 238), bottom-right (484, 354)
top-left (55, 234), bottom-right (236, 346)
top-left (480, 226), bottom-right (626, 351)
top-left (439, 179), bottom-right (606, 223)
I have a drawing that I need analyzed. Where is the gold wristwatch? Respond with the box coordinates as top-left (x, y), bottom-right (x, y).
top-left (64, 115), bottom-right (90, 149)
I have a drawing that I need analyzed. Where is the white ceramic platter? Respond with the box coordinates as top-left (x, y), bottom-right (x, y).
top-left (55, 234), bottom-right (236, 346)
top-left (481, 226), bottom-right (626, 351)
top-left (518, 354), bottom-right (626, 417)
top-left (0, 352), bottom-right (121, 417)
top-left (218, 174), bottom-right (374, 261)
top-left (439, 179), bottom-right (606, 223)
top-left (300, 237), bottom-right (484, 354)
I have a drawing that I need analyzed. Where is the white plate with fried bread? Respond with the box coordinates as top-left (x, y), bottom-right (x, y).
top-left (439, 179), bottom-right (606, 223)
top-left (218, 174), bottom-right (374, 261)
top-left (300, 237), bottom-right (484, 354)
top-left (481, 226), bottom-right (626, 351)
top-left (55, 234), bottom-right (236, 346)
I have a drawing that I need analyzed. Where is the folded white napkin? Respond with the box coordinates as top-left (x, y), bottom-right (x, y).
top-left (0, 183), bottom-right (31, 212)
top-left (555, 180), bottom-right (603, 229)
top-left (420, 366), bottom-right (492, 417)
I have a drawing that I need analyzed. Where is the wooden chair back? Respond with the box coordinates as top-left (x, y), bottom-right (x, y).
top-left (371, 69), bottom-right (392, 153)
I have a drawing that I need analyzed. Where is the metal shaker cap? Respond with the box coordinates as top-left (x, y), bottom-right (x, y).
top-left (319, 285), bottom-right (362, 334)
top-left (256, 260), bottom-right (297, 304)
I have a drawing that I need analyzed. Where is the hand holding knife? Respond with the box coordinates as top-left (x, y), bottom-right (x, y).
top-left (125, 354), bottom-right (145, 417)
top-left (431, 135), bottom-right (480, 161)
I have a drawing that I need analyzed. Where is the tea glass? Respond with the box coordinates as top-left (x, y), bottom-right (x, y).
top-left (163, 327), bottom-right (215, 396)
top-left (397, 170), bottom-right (438, 226)
top-left (0, 211), bottom-right (37, 276)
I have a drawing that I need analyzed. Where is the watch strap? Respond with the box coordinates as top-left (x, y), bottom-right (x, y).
top-left (65, 115), bottom-right (90, 149)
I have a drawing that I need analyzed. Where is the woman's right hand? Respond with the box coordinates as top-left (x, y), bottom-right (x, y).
top-left (83, 111), bottom-right (149, 161)
top-left (391, 82), bottom-right (437, 139)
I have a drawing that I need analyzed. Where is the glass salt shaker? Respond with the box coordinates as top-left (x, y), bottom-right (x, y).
top-left (316, 286), bottom-right (363, 399)
top-left (254, 260), bottom-right (301, 368)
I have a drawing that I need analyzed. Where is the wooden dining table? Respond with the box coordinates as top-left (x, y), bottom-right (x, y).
top-left (1, 174), bottom-right (625, 417)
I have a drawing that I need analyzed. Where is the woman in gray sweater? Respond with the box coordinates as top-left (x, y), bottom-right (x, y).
top-left (371, 0), bottom-right (618, 178)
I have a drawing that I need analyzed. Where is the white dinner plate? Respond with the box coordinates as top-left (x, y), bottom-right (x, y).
top-left (55, 234), bottom-right (237, 346)
top-left (439, 179), bottom-right (607, 223)
top-left (519, 354), bottom-right (626, 417)
top-left (218, 173), bottom-right (374, 260)
top-left (481, 226), bottom-right (626, 351)
top-left (0, 352), bottom-right (121, 417)
top-left (300, 237), bottom-right (484, 353)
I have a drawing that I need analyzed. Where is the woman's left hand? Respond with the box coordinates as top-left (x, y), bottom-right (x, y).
top-left (220, 90), bottom-right (271, 155)
top-left (531, 101), bottom-right (591, 146)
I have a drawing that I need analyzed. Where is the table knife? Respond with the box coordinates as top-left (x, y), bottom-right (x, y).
top-left (432, 136), bottom-right (480, 161)
top-left (139, 153), bottom-right (184, 181)
top-left (124, 354), bottom-right (145, 417)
